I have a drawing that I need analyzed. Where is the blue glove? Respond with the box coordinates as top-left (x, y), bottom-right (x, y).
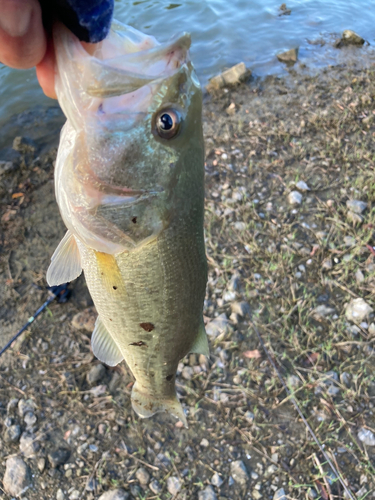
top-left (39, 0), bottom-right (114, 43)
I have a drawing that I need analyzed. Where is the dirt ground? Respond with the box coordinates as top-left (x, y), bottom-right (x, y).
top-left (2, 53), bottom-right (375, 500)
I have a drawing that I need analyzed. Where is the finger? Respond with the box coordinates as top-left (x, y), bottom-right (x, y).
top-left (36, 38), bottom-right (57, 99)
top-left (0, 0), bottom-right (46, 69)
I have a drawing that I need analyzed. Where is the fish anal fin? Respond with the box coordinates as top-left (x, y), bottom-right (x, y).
top-left (91, 317), bottom-right (124, 367)
top-left (131, 382), bottom-right (188, 428)
top-left (46, 230), bottom-right (82, 286)
top-left (189, 321), bottom-right (209, 356)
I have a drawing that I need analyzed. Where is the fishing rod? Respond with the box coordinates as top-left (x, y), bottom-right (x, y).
top-left (0, 283), bottom-right (70, 358)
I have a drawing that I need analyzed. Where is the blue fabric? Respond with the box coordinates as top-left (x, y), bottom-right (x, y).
top-left (64, 0), bottom-right (114, 42)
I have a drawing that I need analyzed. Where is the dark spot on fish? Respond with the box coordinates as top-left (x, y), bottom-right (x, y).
top-left (132, 216), bottom-right (137, 224)
top-left (98, 103), bottom-right (104, 114)
top-left (129, 341), bottom-right (147, 347)
top-left (113, 286), bottom-right (117, 290)
top-left (166, 374), bottom-right (173, 381)
top-left (109, 318), bottom-right (112, 321)
top-left (140, 322), bottom-right (154, 332)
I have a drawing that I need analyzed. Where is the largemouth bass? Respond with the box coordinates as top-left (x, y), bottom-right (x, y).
top-left (47, 21), bottom-right (208, 426)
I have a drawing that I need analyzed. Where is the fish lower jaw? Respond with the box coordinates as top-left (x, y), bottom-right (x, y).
top-left (131, 381), bottom-right (187, 428)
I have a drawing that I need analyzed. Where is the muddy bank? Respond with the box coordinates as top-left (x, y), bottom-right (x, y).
top-left (2, 57), bottom-right (375, 499)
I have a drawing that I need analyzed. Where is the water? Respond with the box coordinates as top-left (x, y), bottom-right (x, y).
top-left (1, 0), bottom-right (375, 127)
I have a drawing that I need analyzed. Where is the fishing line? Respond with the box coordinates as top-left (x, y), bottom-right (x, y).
top-left (249, 320), bottom-right (355, 500)
top-left (0, 284), bottom-right (70, 359)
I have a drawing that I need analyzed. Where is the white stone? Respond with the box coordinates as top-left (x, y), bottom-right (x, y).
top-left (358, 428), bottom-right (375, 446)
top-left (288, 191), bottom-right (302, 205)
top-left (346, 199), bottom-right (367, 214)
top-left (345, 298), bottom-right (373, 324)
top-left (296, 180), bottom-right (310, 192)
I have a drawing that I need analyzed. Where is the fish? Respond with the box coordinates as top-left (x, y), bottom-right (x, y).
top-left (47, 20), bottom-right (208, 426)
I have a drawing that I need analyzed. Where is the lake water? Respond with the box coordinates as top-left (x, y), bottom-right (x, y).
top-left (1, 0), bottom-right (375, 127)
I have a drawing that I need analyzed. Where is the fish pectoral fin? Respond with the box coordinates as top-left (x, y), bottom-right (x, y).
top-left (131, 381), bottom-right (188, 428)
top-left (91, 317), bottom-right (124, 366)
top-left (189, 321), bottom-right (210, 356)
top-left (46, 230), bottom-right (82, 286)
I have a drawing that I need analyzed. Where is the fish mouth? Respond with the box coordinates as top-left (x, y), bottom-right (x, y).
top-left (85, 32), bottom-right (192, 98)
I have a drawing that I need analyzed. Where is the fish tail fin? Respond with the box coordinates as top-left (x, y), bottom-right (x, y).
top-left (131, 382), bottom-right (188, 428)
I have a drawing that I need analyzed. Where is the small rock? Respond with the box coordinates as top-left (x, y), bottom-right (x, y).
top-left (18, 399), bottom-right (36, 417)
top-left (279, 3), bottom-right (291, 16)
top-left (287, 375), bottom-right (300, 389)
top-left (230, 301), bottom-right (250, 317)
top-left (322, 258), bottom-right (333, 271)
top-left (149, 480), bottom-right (162, 494)
top-left (56, 489), bottom-right (65, 500)
top-left (336, 30), bottom-right (365, 47)
top-left (109, 372), bottom-right (121, 393)
top-left (343, 235), bottom-right (356, 247)
top-left (7, 398), bottom-right (19, 413)
top-left (200, 438), bottom-right (209, 448)
top-left (347, 210), bottom-right (363, 226)
top-left (135, 467), bottom-right (150, 485)
top-left (130, 484), bottom-right (142, 497)
top-left (87, 364), bottom-right (106, 385)
top-left (98, 489), bottom-right (129, 500)
top-left (37, 457), bottom-right (46, 473)
top-left (345, 298), bottom-right (373, 324)
top-left (244, 411), bottom-right (254, 423)
top-left (311, 305), bottom-right (335, 320)
top-left (223, 290), bottom-right (236, 302)
top-left (277, 48), bottom-right (299, 64)
top-left (211, 472), bottom-right (224, 487)
top-left (295, 180), bottom-right (310, 192)
top-left (346, 200), bottom-right (367, 214)
top-left (369, 323), bottom-right (375, 335)
top-left (274, 488), bottom-right (287, 500)
top-left (288, 191), bottom-right (302, 205)
top-left (3, 456), bottom-right (31, 497)
top-left (340, 372), bottom-right (351, 386)
top-left (307, 487), bottom-right (318, 499)
top-left (24, 411), bottom-right (37, 428)
top-left (233, 221), bottom-right (247, 231)
top-left (206, 314), bottom-right (231, 339)
top-left (48, 448), bottom-right (70, 468)
top-left (167, 476), bottom-right (181, 496)
top-left (12, 136), bottom-right (36, 153)
top-left (182, 366), bottom-right (194, 380)
top-left (4, 424), bottom-right (21, 443)
top-left (72, 307), bottom-right (97, 332)
top-left (355, 269), bottom-right (365, 283)
top-left (358, 428), bottom-right (375, 446)
top-left (19, 432), bottom-right (40, 457)
top-left (207, 62), bottom-right (250, 92)
top-left (198, 485), bottom-right (218, 500)
top-left (230, 460), bottom-right (249, 486)
top-left (69, 490), bottom-right (80, 500)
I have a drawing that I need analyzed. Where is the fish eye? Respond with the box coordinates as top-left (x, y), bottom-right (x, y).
top-left (154, 108), bottom-right (182, 139)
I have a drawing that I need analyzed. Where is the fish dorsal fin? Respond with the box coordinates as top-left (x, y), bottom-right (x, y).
top-left (190, 321), bottom-right (210, 356)
top-left (46, 230), bottom-right (82, 286)
top-left (91, 317), bottom-right (124, 366)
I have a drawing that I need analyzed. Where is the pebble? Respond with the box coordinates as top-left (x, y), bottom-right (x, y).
top-left (167, 476), bottom-right (181, 496)
top-left (4, 424), bottom-right (21, 443)
top-left (340, 372), bottom-right (351, 386)
top-left (339, 29), bottom-right (365, 46)
top-left (343, 235), bottom-right (356, 247)
top-left (346, 200), bottom-right (367, 214)
top-left (207, 62), bottom-right (250, 91)
top-left (322, 258), bottom-right (333, 270)
top-left (244, 411), bottom-right (254, 423)
top-left (19, 432), bottom-right (40, 457)
top-left (18, 399), bottom-right (36, 417)
top-left (311, 305), bottom-right (335, 320)
top-left (56, 489), bottom-right (65, 500)
top-left (24, 411), bottom-right (37, 428)
top-left (87, 364), bottom-right (106, 385)
top-left (38, 457), bottom-right (46, 473)
top-left (369, 323), bottom-right (375, 335)
top-left (358, 428), bottom-right (375, 446)
top-left (149, 479), bottom-right (162, 494)
top-left (287, 375), bottom-right (300, 389)
top-left (274, 488), bottom-right (287, 500)
top-left (231, 301), bottom-right (250, 317)
top-left (206, 314), bottom-right (231, 339)
top-left (198, 485), bottom-right (218, 500)
top-left (3, 456), bottom-right (31, 497)
top-left (355, 269), bottom-right (365, 283)
top-left (200, 438), bottom-right (209, 448)
top-left (48, 448), bottom-right (71, 468)
top-left (223, 290), bottom-right (236, 302)
top-left (233, 221), bottom-right (246, 231)
top-left (98, 489), bottom-right (129, 500)
top-left (347, 210), bottom-right (363, 225)
top-left (230, 460), bottom-right (249, 486)
top-left (296, 180), bottom-right (310, 192)
top-left (69, 490), bottom-right (80, 500)
top-left (211, 472), bottom-right (224, 487)
top-left (182, 366), bottom-right (194, 380)
top-left (345, 298), bottom-right (373, 323)
top-left (7, 398), bottom-right (19, 413)
top-left (135, 467), bottom-right (150, 485)
top-left (288, 191), bottom-right (302, 205)
top-left (277, 47), bottom-right (299, 64)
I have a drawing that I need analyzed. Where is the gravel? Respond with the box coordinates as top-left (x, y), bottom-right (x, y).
top-left (135, 467), bottom-right (150, 485)
top-left (346, 199), bottom-right (367, 214)
top-left (3, 456), bottom-right (31, 497)
top-left (230, 460), bottom-right (249, 485)
top-left (167, 476), bottom-right (182, 496)
top-left (345, 298), bottom-right (374, 323)
top-left (288, 191), bottom-right (302, 205)
top-left (87, 363), bottom-right (106, 385)
top-left (198, 485), bottom-right (218, 500)
top-left (97, 489), bottom-right (129, 500)
top-left (358, 428), bottom-right (375, 446)
top-left (211, 472), bottom-right (224, 487)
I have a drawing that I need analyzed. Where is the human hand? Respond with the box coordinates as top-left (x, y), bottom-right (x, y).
top-left (0, 0), bottom-right (57, 98)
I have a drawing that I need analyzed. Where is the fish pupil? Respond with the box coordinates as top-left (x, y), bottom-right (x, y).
top-left (159, 113), bottom-right (174, 130)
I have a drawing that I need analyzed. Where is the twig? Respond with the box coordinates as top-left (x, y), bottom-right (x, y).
top-left (313, 453), bottom-right (333, 500)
